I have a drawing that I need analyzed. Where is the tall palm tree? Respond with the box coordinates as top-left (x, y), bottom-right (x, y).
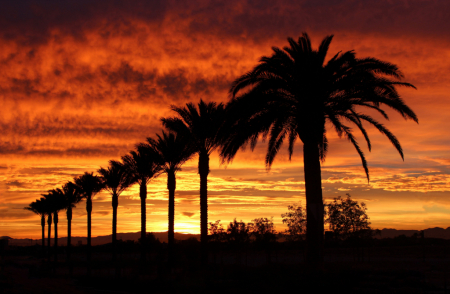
top-left (98, 160), bottom-right (131, 261)
top-left (24, 199), bottom-right (47, 251)
top-left (162, 100), bottom-right (226, 264)
top-left (122, 147), bottom-right (162, 262)
top-left (141, 130), bottom-right (194, 263)
top-left (60, 181), bottom-right (82, 261)
top-left (220, 33), bottom-right (418, 267)
top-left (43, 189), bottom-right (66, 262)
top-left (74, 172), bottom-right (104, 261)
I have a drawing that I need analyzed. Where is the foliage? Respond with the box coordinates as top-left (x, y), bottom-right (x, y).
top-left (226, 219), bottom-right (252, 244)
top-left (208, 220), bottom-right (225, 242)
top-left (281, 202), bottom-right (306, 241)
top-left (249, 217), bottom-right (277, 243)
top-left (325, 194), bottom-right (371, 239)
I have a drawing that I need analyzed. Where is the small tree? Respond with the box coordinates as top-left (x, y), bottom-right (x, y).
top-left (250, 217), bottom-right (277, 243)
top-left (281, 202), bottom-right (307, 242)
top-left (226, 219), bottom-right (251, 244)
top-left (208, 220), bottom-right (225, 242)
top-left (325, 194), bottom-right (371, 240)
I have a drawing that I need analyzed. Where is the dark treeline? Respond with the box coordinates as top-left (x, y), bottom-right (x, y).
top-left (23, 32), bottom-right (418, 271)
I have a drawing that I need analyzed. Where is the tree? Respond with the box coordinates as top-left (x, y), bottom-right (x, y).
top-left (249, 217), bottom-right (277, 243)
top-left (74, 172), bottom-right (104, 261)
top-left (98, 160), bottom-right (131, 261)
top-left (42, 188), bottom-right (66, 262)
top-left (325, 194), bottom-right (371, 240)
top-left (221, 33), bottom-right (418, 267)
top-left (281, 202), bottom-right (307, 242)
top-left (208, 220), bottom-right (225, 242)
top-left (24, 199), bottom-right (47, 251)
top-left (141, 130), bottom-right (194, 264)
top-left (226, 219), bottom-right (251, 244)
top-left (162, 99), bottom-right (226, 264)
top-left (122, 146), bottom-right (162, 262)
top-left (60, 181), bottom-right (82, 261)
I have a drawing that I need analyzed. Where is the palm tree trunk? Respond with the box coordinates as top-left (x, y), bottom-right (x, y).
top-left (86, 194), bottom-right (92, 262)
top-left (112, 192), bottom-right (118, 261)
top-left (47, 213), bottom-right (52, 259)
top-left (168, 171), bottom-right (176, 265)
top-left (140, 181), bottom-right (147, 262)
top-left (54, 211), bottom-right (58, 262)
top-left (41, 215), bottom-right (45, 251)
top-left (67, 207), bottom-right (72, 261)
top-left (303, 142), bottom-right (324, 269)
top-left (199, 151), bottom-right (210, 265)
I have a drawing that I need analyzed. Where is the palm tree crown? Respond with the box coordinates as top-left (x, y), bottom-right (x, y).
top-left (222, 33), bottom-right (418, 178)
top-left (221, 33), bottom-right (418, 267)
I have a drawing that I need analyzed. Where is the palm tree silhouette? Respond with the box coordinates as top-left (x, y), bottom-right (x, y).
top-left (162, 100), bottom-right (226, 264)
top-left (98, 160), bottom-right (131, 261)
top-left (43, 188), bottom-right (66, 262)
top-left (122, 147), bottom-right (162, 262)
top-left (24, 199), bottom-right (47, 251)
top-left (141, 130), bottom-right (195, 264)
top-left (221, 33), bottom-right (418, 267)
top-left (60, 181), bottom-right (82, 261)
top-left (74, 172), bottom-right (104, 262)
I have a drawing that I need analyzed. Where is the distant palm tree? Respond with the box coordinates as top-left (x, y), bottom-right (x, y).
top-left (24, 199), bottom-right (47, 251)
top-left (221, 33), bottom-right (418, 267)
top-left (43, 189), bottom-right (66, 262)
top-left (74, 172), bottom-right (104, 261)
top-left (162, 100), bottom-right (226, 264)
top-left (98, 160), bottom-right (131, 260)
top-left (60, 181), bottom-right (82, 261)
top-left (122, 147), bottom-right (162, 262)
top-left (39, 196), bottom-right (53, 257)
top-left (141, 130), bottom-right (194, 263)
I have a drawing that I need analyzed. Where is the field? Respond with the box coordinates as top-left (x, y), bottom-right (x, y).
top-left (1, 237), bottom-right (449, 294)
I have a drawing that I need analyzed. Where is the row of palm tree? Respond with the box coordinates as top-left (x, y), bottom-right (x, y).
top-left (24, 33), bottom-right (418, 268)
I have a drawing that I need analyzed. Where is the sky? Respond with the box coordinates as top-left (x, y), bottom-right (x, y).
top-left (1, 0), bottom-right (449, 239)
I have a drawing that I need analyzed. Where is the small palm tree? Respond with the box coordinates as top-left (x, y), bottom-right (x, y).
top-left (98, 160), bottom-right (131, 260)
top-left (60, 181), bottom-right (82, 261)
top-left (221, 33), bottom-right (418, 267)
top-left (122, 147), bottom-right (162, 262)
top-left (162, 100), bottom-right (226, 264)
top-left (141, 130), bottom-right (194, 263)
top-left (43, 189), bottom-right (66, 262)
top-left (24, 199), bottom-right (47, 251)
top-left (74, 172), bottom-right (104, 261)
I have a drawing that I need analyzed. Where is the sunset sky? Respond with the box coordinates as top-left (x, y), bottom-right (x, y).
top-left (1, 0), bottom-right (449, 239)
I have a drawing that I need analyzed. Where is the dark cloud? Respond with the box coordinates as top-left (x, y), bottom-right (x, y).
top-left (181, 212), bottom-right (195, 218)
top-left (1, 0), bottom-right (448, 47)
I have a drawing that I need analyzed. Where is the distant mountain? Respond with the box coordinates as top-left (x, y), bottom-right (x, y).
top-left (7, 232), bottom-right (199, 246)
top-left (7, 227), bottom-right (450, 246)
top-left (376, 227), bottom-right (450, 239)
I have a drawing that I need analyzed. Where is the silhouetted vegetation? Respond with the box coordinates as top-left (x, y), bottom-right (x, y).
top-left (21, 32), bottom-right (420, 283)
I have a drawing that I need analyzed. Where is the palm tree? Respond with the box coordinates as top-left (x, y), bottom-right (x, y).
top-left (122, 147), bottom-right (162, 262)
top-left (39, 196), bottom-right (53, 257)
top-left (60, 181), bottom-right (82, 261)
top-left (141, 130), bottom-right (194, 263)
top-left (24, 199), bottom-right (47, 251)
top-left (43, 189), bottom-right (66, 262)
top-left (162, 100), bottom-right (226, 264)
top-left (220, 33), bottom-right (418, 267)
top-left (74, 172), bottom-right (104, 261)
top-left (98, 160), bottom-right (131, 261)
